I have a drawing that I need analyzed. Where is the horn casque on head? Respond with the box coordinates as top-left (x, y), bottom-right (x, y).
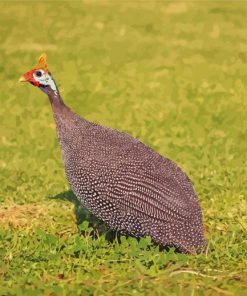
top-left (35, 53), bottom-right (48, 72)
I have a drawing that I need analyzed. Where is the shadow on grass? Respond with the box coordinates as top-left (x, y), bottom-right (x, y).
top-left (49, 190), bottom-right (118, 242)
top-left (49, 191), bottom-right (180, 253)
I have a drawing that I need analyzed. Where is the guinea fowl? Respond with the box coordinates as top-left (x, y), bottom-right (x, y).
top-left (19, 54), bottom-right (205, 254)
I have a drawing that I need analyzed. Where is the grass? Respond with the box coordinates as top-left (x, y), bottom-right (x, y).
top-left (0, 1), bottom-right (246, 295)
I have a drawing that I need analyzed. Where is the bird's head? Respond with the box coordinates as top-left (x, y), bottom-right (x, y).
top-left (19, 53), bottom-right (58, 96)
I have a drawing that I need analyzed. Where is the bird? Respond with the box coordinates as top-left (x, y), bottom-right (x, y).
top-left (19, 54), bottom-right (206, 254)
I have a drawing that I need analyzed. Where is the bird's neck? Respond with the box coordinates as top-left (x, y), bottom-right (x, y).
top-left (40, 86), bottom-right (64, 107)
top-left (41, 80), bottom-right (88, 148)
top-left (49, 93), bottom-right (75, 153)
top-left (48, 90), bottom-right (65, 111)
top-left (46, 86), bottom-right (83, 145)
top-left (47, 89), bottom-right (72, 126)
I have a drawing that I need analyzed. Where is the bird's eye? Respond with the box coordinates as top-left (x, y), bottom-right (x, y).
top-left (35, 71), bottom-right (42, 77)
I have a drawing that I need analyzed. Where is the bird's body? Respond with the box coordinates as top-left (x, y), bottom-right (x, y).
top-left (20, 54), bottom-right (205, 254)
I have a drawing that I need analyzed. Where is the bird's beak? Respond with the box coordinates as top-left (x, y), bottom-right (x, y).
top-left (18, 75), bottom-right (27, 82)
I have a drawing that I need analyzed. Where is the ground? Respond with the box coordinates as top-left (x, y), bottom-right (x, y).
top-left (0, 1), bottom-right (246, 295)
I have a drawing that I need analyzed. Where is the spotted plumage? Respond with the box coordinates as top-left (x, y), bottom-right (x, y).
top-left (20, 54), bottom-right (206, 254)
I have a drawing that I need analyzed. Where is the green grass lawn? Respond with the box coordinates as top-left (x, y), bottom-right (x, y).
top-left (0, 1), bottom-right (246, 295)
